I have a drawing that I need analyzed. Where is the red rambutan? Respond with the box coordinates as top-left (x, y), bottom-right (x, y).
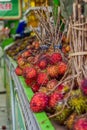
top-left (26, 67), bottom-right (37, 79)
top-left (73, 118), bottom-right (87, 130)
top-left (30, 92), bottom-right (49, 112)
top-left (17, 57), bottom-right (25, 66)
top-left (49, 92), bottom-right (64, 108)
top-left (31, 83), bottom-right (40, 93)
top-left (15, 66), bottom-right (22, 76)
top-left (37, 72), bottom-right (49, 86)
top-left (25, 78), bottom-right (35, 86)
top-left (81, 79), bottom-right (87, 95)
top-left (47, 79), bottom-right (58, 91)
top-left (22, 67), bottom-right (30, 78)
top-left (22, 50), bottom-right (31, 58)
top-left (38, 59), bottom-right (48, 69)
top-left (47, 65), bottom-right (59, 78)
top-left (58, 62), bottom-right (67, 75)
top-left (50, 53), bottom-right (62, 64)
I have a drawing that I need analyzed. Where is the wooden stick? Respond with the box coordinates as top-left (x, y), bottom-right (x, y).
top-left (73, 2), bottom-right (78, 21)
top-left (78, 4), bottom-right (82, 71)
top-left (84, 18), bottom-right (87, 66)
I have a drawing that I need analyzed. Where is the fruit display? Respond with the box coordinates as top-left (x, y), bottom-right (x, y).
top-left (6, 36), bottom-right (36, 59)
top-left (5, 1), bottom-right (87, 130)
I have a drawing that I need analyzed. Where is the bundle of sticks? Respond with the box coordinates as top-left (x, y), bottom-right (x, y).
top-left (30, 6), bottom-right (68, 52)
top-left (69, 0), bottom-right (87, 84)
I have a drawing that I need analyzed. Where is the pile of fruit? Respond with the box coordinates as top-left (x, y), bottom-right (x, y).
top-left (6, 36), bottom-right (36, 59)
top-left (6, 3), bottom-right (87, 129)
top-left (11, 38), bottom-right (87, 130)
top-left (5, 33), bottom-right (87, 130)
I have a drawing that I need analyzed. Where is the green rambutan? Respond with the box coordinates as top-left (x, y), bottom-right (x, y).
top-left (54, 103), bottom-right (72, 124)
top-left (68, 90), bottom-right (87, 115)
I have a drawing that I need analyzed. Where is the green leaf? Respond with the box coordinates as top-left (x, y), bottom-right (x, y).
top-left (84, 4), bottom-right (87, 16)
top-left (60, 0), bottom-right (74, 19)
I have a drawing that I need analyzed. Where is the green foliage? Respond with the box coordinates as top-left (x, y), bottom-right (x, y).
top-left (60, 0), bottom-right (87, 19)
top-left (60, 0), bottom-right (74, 19)
top-left (84, 3), bottom-right (87, 16)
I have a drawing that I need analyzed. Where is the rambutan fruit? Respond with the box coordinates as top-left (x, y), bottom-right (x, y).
top-left (39, 87), bottom-right (48, 94)
top-left (32, 41), bottom-right (40, 49)
top-left (47, 79), bottom-right (58, 91)
top-left (57, 84), bottom-right (69, 94)
top-left (22, 67), bottom-right (30, 78)
top-left (47, 65), bottom-right (59, 78)
top-left (25, 78), bottom-right (35, 86)
top-left (37, 72), bottom-right (49, 86)
top-left (50, 53), bottom-right (62, 64)
top-left (58, 62), bottom-right (67, 75)
top-left (26, 67), bottom-right (37, 79)
top-left (48, 92), bottom-right (64, 108)
top-left (54, 104), bottom-right (72, 124)
top-left (27, 56), bottom-right (34, 64)
top-left (81, 79), bottom-right (87, 95)
top-left (65, 113), bottom-right (77, 130)
top-left (68, 90), bottom-right (87, 115)
top-left (22, 50), bottom-right (31, 58)
top-left (30, 92), bottom-right (49, 112)
top-left (15, 66), bottom-right (22, 76)
top-left (73, 117), bottom-right (87, 130)
top-left (17, 57), bottom-right (25, 66)
top-left (31, 83), bottom-right (40, 93)
top-left (38, 59), bottom-right (48, 70)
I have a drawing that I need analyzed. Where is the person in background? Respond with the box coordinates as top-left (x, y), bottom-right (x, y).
top-left (16, 19), bottom-right (27, 37)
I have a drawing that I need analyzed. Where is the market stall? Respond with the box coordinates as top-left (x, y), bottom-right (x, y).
top-left (2, 0), bottom-right (87, 130)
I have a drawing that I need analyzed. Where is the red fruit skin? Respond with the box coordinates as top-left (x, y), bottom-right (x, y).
top-left (26, 68), bottom-right (37, 79)
top-left (33, 54), bottom-right (41, 65)
top-left (27, 56), bottom-right (34, 63)
top-left (49, 92), bottom-right (64, 108)
top-left (47, 65), bottom-right (59, 78)
top-left (32, 41), bottom-right (40, 49)
top-left (15, 66), bottom-right (22, 76)
top-left (38, 59), bottom-right (47, 70)
top-left (22, 51), bottom-right (31, 58)
top-left (17, 55), bottom-right (22, 60)
top-left (74, 118), bottom-right (87, 130)
top-left (37, 73), bottom-right (49, 86)
top-left (22, 67), bottom-right (30, 78)
top-left (50, 53), bottom-right (62, 64)
top-left (81, 79), bottom-right (87, 95)
top-left (57, 84), bottom-right (67, 94)
top-left (47, 79), bottom-right (58, 90)
top-left (30, 92), bottom-right (49, 112)
top-left (25, 78), bottom-right (35, 86)
top-left (31, 84), bottom-right (40, 93)
top-left (17, 57), bottom-right (25, 66)
top-left (62, 47), bottom-right (66, 54)
top-left (57, 84), bottom-right (64, 91)
top-left (58, 62), bottom-right (67, 75)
